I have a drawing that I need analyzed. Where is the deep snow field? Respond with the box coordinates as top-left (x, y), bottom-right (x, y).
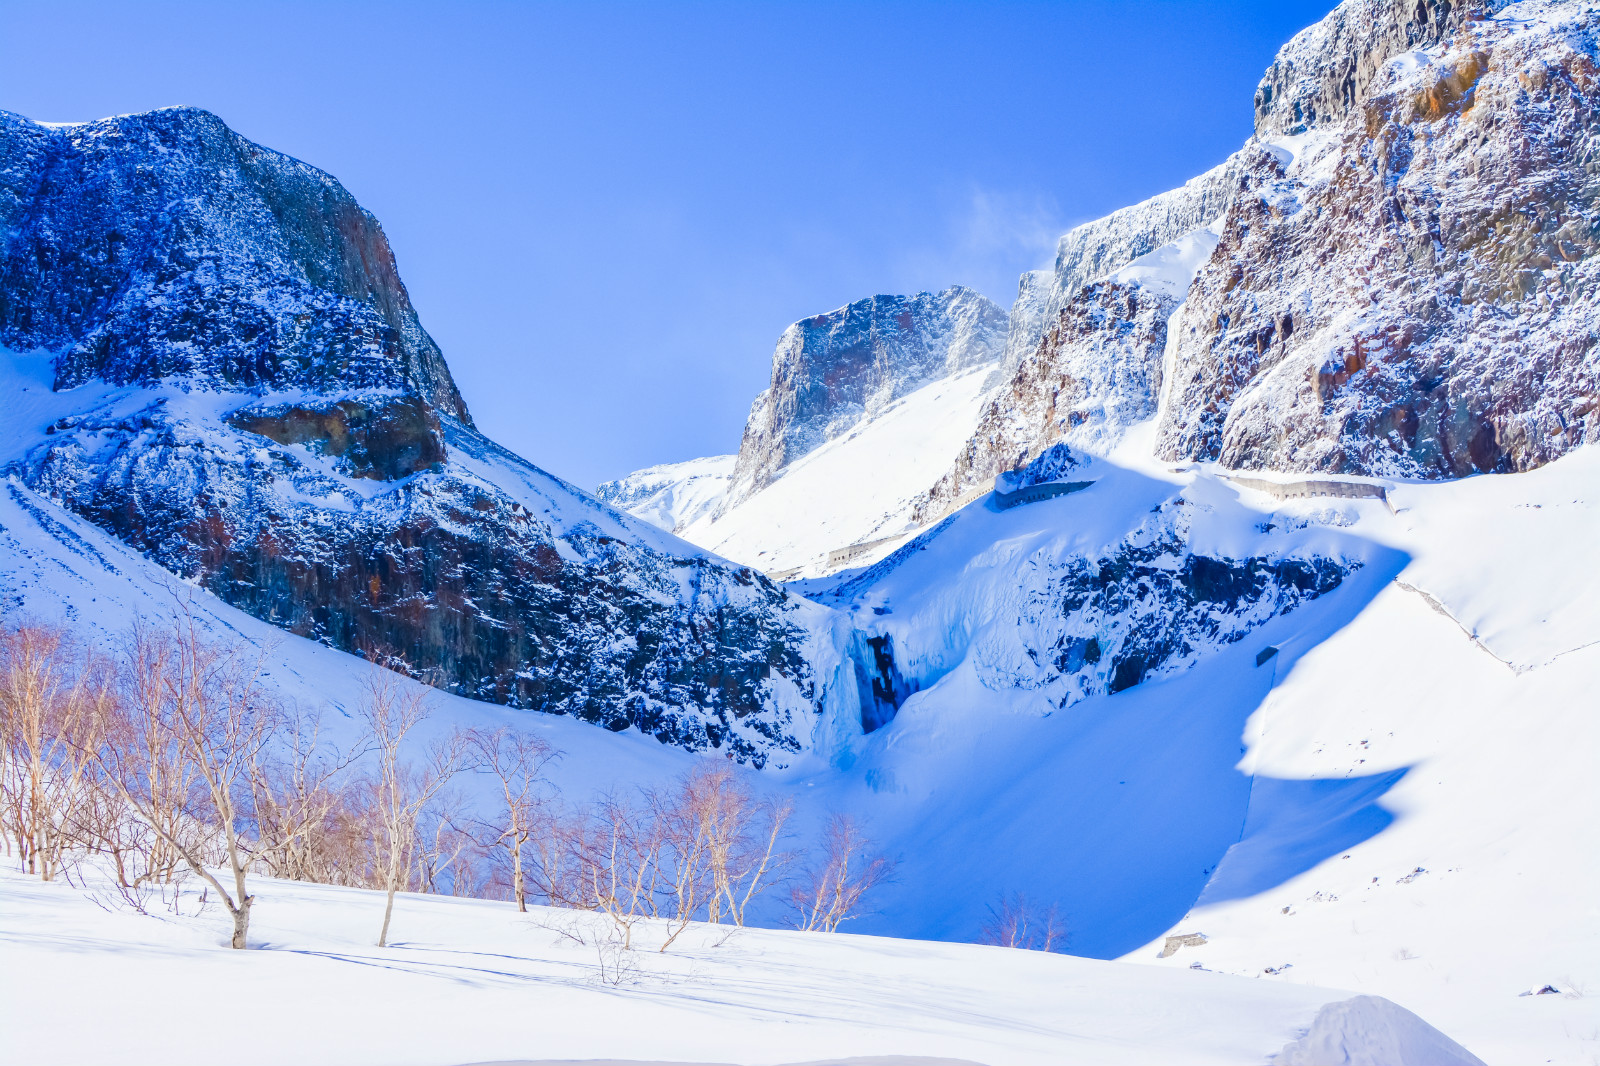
top-left (0, 863), bottom-right (1482, 1066)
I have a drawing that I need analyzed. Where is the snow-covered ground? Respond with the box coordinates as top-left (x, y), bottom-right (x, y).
top-left (801, 428), bottom-right (1600, 1065)
top-left (0, 864), bottom-right (1483, 1066)
top-left (679, 364), bottom-right (998, 574)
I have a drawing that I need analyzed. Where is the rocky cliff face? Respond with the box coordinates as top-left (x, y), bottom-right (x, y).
top-left (916, 281), bottom-right (1179, 522)
top-left (0, 108), bottom-right (840, 766)
top-left (0, 108), bottom-right (470, 423)
top-left (1252, 0), bottom-right (1504, 138)
top-left (723, 287), bottom-right (1006, 508)
top-left (1157, 0), bottom-right (1599, 476)
top-left (831, 467), bottom-right (1356, 728)
top-left (1003, 157), bottom-right (1246, 374)
top-left (931, 0), bottom-right (1594, 500)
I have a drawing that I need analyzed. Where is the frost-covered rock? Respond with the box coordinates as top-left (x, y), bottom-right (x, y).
top-left (0, 109), bottom-right (843, 765)
top-left (0, 107), bottom-right (470, 423)
top-left (1253, 0), bottom-right (1505, 138)
top-left (595, 454), bottom-right (734, 533)
top-left (1157, 0), bottom-right (1600, 476)
top-left (1006, 157), bottom-right (1246, 372)
top-left (916, 280), bottom-right (1178, 521)
top-left (723, 287), bottom-right (1006, 508)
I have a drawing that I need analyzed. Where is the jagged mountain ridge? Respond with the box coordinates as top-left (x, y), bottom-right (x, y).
top-left (0, 109), bottom-right (851, 766)
top-left (934, 0), bottom-right (1595, 502)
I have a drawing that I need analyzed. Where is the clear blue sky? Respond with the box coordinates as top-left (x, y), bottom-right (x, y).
top-left (3, 1), bottom-right (1329, 488)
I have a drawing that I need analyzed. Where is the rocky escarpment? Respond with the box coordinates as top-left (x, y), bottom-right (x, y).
top-left (723, 286), bottom-right (1006, 507)
top-left (1001, 157), bottom-right (1245, 372)
top-left (227, 396), bottom-right (446, 481)
top-left (1157, 0), bottom-right (1599, 476)
top-left (0, 108), bottom-right (839, 765)
top-left (0, 107), bottom-right (470, 423)
top-left (1253, 0), bottom-right (1506, 137)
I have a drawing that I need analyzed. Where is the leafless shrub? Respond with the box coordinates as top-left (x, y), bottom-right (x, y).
top-left (980, 892), bottom-right (1065, 952)
top-left (249, 702), bottom-right (366, 885)
top-left (0, 620), bottom-right (112, 881)
top-left (790, 812), bottom-right (894, 933)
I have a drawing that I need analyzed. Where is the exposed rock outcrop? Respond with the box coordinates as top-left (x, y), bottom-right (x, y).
top-left (723, 286), bottom-right (1006, 507)
top-left (834, 486), bottom-right (1354, 723)
top-left (916, 281), bottom-right (1177, 521)
top-left (1004, 157), bottom-right (1245, 372)
top-left (1253, 0), bottom-right (1505, 137)
top-left (1158, 0), bottom-right (1600, 476)
top-left (0, 107), bottom-right (470, 423)
top-left (226, 396), bottom-right (446, 481)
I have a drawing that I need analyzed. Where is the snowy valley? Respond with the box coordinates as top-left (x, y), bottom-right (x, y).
top-left (3, 0), bottom-right (1600, 1063)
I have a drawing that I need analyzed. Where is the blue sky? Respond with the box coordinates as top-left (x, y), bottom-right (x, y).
top-left (3, 1), bottom-right (1329, 488)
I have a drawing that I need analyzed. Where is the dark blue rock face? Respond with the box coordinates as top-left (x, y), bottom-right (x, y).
top-left (0, 107), bottom-right (469, 422)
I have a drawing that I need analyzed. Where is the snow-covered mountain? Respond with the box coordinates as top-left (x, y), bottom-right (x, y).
top-left (603, 288), bottom-right (1012, 576)
top-left (594, 453), bottom-right (734, 533)
top-left (723, 286), bottom-right (1007, 508)
top-left (5, 0), bottom-right (1599, 1061)
top-left (0, 109), bottom-right (849, 767)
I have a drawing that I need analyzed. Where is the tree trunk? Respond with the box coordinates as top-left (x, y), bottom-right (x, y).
top-left (231, 895), bottom-right (253, 949)
top-left (379, 881), bottom-right (399, 948)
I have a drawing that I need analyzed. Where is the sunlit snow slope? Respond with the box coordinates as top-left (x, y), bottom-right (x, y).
top-left (810, 436), bottom-right (1600, 1066)
top-left (678, 363), bottom-right (998, 574)
top-left (0, 866), bottom-right (1484, 1066)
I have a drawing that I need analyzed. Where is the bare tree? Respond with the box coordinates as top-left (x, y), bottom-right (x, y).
top-left (361, 667), bottom-right (465, 947)
top-left (0, 621), bottom-right (110, 880)
top-left (980, 892), bottom-right (1064, 952)
top-left (790, 813), bottom-right (894, 934)
top-left (688, 765), bottom-right (793, 928)
top-left (91, 615), bottom-right (278, 948)
top-left (576, 790), bottom-right (662, 950)
top-left (249, 702), bottom-right (365, 884)
top-left (647, 774), bottom-right (715, 951)
top-left (464, 726), bottom-right (558, 911)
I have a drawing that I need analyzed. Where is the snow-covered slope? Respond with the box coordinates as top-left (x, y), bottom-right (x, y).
top-left (725, 287), bottom-right (1007, 508)
top-left (594, 453), bottom-right (734, 532)
top-left (806, 433), bottom-right (1600, 1064)
top-left (0, 866), bottom-right (1484, 1066)
top-left (680, 364), bottom-right (998, 575)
